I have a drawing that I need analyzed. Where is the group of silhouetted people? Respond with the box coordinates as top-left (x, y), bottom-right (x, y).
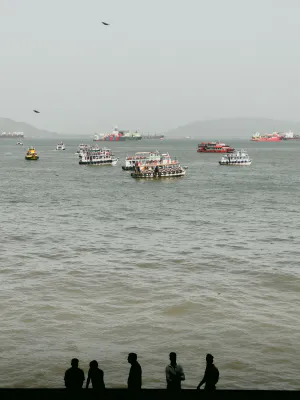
top-left (64, 353), bottom-right (219, 392)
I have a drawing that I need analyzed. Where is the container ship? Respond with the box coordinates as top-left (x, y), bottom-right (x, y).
top-left (251, 132), bottom-right (283, 141)
top-left (93, 127), bottom-right (142, 141)
top-left (197, 142), bottom-right (235, 153)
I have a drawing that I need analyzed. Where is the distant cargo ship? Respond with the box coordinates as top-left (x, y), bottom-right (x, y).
top-left (93, 127), bottom-right (142, 141)
top-left (1, 131), bottom-right (24, 138)
top-left (142, 134), bottom-right (165, 140)
top-left (282, 130), bottom-right (300, 140)
top-left (197, 142), bottom-right (235, 153)
top-left (251, 132), bottom-right (283, 141)
top-left (94, 132), bottom-right (125, 141)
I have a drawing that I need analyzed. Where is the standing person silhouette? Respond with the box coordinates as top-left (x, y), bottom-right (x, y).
top-left (165, 352), bottom-right (185, 391)
top-left (127, 353), bottom-right (142, 392)
top-left (64, 358), bottom-right (85, 389)
top-left (197, 354), bottom-right (219, 391)
top-left (86, 360), bottom-right (105, 390)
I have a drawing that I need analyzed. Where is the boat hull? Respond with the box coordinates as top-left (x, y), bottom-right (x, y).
top-left (219, 161), bottom-right (252, 166)
top-left (94, 137), bottom-right (126, 141)
top-left (95, 137), bottom-right (142, 141)
top-left (79, 159), bottom-right (118, 166)
top-left (131, 171), bottom-right (186, 178)
top-left (25, 156), bottom-right (39, 160)
top-left (122, 166), bottom-right (135, 171)
top-left (251, 138), bottom-right (282, 141)
top-left (197, 149), bottom-right (234, 153)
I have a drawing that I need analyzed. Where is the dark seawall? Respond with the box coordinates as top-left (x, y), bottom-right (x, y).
top-left (0, 389), bottom-right (298, 400)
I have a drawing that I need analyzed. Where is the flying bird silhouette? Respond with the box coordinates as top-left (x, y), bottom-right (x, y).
top-left (33, 110), bottom-right (40, 113)
top-left (102, 22), bottom-right (109, 26)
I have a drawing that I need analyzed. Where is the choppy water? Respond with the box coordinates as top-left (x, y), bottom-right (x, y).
top-left (0, 138), bottom-right (299, 390)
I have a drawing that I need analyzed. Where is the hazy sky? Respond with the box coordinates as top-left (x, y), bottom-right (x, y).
top-left (1, 0), bottom-right (300, 134)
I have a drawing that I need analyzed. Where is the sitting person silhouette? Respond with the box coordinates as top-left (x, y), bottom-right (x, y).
top-left (64, 358), bottom-right (85, 389)
top-left (197, 353), bottom-right (219, 391)
top-left (86, 360), bottom-right (105, 390)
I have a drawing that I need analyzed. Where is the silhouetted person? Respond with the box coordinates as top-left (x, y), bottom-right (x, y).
top-left (64, 358), bottom-right (85, 389)
top-left (197, 354), bottom-right (219, 392)
top-left (86, 360), bottom-right (105, 390)
top-left (165, 352), bottom-right (185, 391)
top-left (127, 353), bottom-right (142, 392)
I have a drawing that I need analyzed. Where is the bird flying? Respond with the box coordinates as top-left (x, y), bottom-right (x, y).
top-left (33, 110), bottom-right (40, 113)
top-left (102, 22), bottom-right (109, 26)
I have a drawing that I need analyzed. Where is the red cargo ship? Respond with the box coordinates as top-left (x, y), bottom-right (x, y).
top-left (197, 142), bottom-right (235, 153)
top-left (251, 132), bottom-right (283, 141)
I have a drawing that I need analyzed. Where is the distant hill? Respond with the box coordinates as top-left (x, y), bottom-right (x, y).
top-left (165, 118), bottom-right (300, 139)
top-left (0, 118), bottom-right (58, 138)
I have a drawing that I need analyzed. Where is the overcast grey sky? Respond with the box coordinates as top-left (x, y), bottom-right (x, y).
top-left (0, 0), bottom-right (300, 134)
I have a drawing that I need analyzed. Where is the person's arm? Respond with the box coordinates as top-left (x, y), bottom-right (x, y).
top-left (81, 371), bottom-right (85, 388)
top-left (179, 366), bottom-right (185, 381)
top-left (128, 367), bottom-right (132, 388)
top-left (197, 368), bottom-right (207, 389)
top-left (165, 366), bottom-right (172, 383)
top-left (216, 368), bottom-right (219, 384)
top-left (101, 370), bottom-right (105, 389)
top-left (138, 365), bottom-right (142, 389)
top-left (86, 371), bottom-right (90, 389)
top-left (64, 371), bottom-right (68, 388)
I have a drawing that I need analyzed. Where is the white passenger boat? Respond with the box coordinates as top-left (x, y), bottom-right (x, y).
top-left (131, 153), bottom-right (186, 178)
top-left (219, 149), bottom-right (252, 166)
top-left (122, 151), bottom-right (163, 171)
top-left (79, 147), bottom-right (118, 166)
top-left (56, 142), bottom-right (66, 150)
top-left (76, 144), bottom-right (89, 155)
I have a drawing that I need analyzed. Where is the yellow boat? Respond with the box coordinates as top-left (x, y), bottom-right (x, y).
top-left (25, 147), bottom-right (39, 160)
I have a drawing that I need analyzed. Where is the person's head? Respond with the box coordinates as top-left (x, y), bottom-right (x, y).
top-left (128, 353), bottom-right (137, 364)
top-left (89, 360), bottom-right (98, 369)
top-left (71, 358), bottom-right (79, 367)
top-left (169, 352), bottom-right (177, 364)
top-left (206, 354), bottom-right (214, 365)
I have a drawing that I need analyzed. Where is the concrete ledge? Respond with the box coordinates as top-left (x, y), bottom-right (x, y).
top-left (0, 389), bottom-right (299, 400)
